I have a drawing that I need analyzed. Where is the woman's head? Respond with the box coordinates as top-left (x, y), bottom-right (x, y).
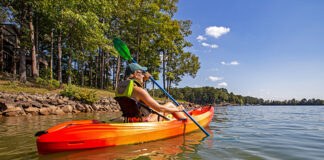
top-left (125, 63), bottom-right (147, 83)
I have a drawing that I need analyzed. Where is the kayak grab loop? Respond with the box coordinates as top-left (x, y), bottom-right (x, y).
top-left (35, 131), bottom-right (48, 137)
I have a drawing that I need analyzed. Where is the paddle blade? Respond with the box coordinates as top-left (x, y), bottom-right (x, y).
top-left (113, 37), bottom-right (132, 60)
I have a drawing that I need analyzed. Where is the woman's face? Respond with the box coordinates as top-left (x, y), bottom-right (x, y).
top-left (133, 70), bottom-right (144, 83)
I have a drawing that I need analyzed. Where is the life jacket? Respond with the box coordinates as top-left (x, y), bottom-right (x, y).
top-left (115, 79), bottom-right (151, 118)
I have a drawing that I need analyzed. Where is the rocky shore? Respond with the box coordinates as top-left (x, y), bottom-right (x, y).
top-left (0, 92), bottom-right (201, 117)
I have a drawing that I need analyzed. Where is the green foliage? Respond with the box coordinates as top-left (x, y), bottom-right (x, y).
top-left (60, 84), bottom-right (98, 104)
top-left (60, 84), bottom-right (77, 98)
top-left (74, 89), bottom-right (98, 104)
top-left (36, 77), bottom-right (60, 90)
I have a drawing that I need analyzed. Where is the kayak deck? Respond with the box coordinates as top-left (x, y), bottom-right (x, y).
top-left (36, 105), bottom-right (214, 154)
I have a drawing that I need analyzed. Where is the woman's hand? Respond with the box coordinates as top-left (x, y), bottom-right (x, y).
top-left (143, 72), bottom-right (152, 81)
top-left (177, 105), bottom-right (185, 112)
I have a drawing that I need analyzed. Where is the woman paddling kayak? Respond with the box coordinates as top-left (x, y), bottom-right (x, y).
top-left (115, 63), bottom-right (187, 122)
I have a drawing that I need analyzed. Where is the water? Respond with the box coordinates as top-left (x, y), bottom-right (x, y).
top-left (1, 105), bottom-right (324, 160)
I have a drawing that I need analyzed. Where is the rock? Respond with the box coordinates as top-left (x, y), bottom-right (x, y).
top-left (67, 100), bottom-right (77, 106)
top-left (36, 97), bottom-right (45, 103)
top-left (55, 109), bottom-right (65, 115)
top-left (92, 104), bottom-right (99, 111)
top-left (27, 98), bottom-right (32, 102)
top-left (2, 107), bottom-right (25, 116)
top-left (47, 106), bottom-right (57, 114)
top-left (49, 100), bottom-right (58, 105)
top-left (39, 108), bottom-right (50, 115)
top-left (48, 95), bottom-right (57, 101)
top-left (84, 104), bottom-right (93, 112)
top-left (72, 110), bottom-right (80, 114)
top-left (31, 102), bottom-right (42, 108)
top-left (15, 95), bottom-right (24, 101)
top-left (63, 96), bottom-right (69, 101)
top-left (21, 103), bottom-right (32, 109)
top-left (75, 103), bottom-right (85, 112)
top-left (25, 107), bottom-right (40, 115)
top-left (57, 99), bottom-right (64, 105)
top-left (61, 105), bottom-right (73, 113)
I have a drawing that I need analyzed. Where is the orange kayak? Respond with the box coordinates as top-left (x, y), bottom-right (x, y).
top-left (36, 105), bottom-right (214, 154)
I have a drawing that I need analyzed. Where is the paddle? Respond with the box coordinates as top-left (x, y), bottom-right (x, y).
top-left (113, 37), bottom-right (210, 136)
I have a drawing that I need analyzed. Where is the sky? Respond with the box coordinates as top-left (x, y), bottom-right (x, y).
top-left (168, 0), bottom-right (324, 100)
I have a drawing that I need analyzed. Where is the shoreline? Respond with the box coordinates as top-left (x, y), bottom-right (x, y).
top-left (0, 91), bottom-right (201, 117)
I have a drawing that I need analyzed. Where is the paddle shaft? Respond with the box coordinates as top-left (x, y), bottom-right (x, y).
top-left (132, 59), bottom-right (210, 136)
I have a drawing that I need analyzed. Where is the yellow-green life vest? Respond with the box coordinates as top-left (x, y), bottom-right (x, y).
top-left (115, 80), bottom-right (142, 97)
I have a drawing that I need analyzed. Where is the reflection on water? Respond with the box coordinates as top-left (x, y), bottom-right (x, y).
top-left (1, 106), bottom-right (324, 160)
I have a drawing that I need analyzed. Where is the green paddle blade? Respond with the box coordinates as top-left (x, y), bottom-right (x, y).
top-left (113, 37), bottom-right (132, 60)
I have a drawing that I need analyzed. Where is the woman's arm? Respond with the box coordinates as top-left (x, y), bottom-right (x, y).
top-left (132, 86), bottom-right (181, 113)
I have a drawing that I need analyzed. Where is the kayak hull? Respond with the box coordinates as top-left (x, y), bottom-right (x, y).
top-left (36, 105), bottom-right (214, 154)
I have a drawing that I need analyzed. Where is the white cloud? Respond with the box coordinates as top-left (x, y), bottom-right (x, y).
top-left (221, 61), bottom-right (239, 66)
top-left (205, 26), bottom-right (230, 39)
top-left (197, 35), bottom-right (207, 42)
top-left (209, 68), bottom-right (219, 72)
top-left (209, 76), bottom-right (223, 82)
top-left (202, 42), bottom-right (218, 48)
top-left (218, 82), bottom-right (228, 88)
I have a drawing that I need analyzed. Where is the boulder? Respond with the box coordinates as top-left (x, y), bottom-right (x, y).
top-left (57, 99), bottom-right (64, 105)
top-left (61, 105), bottom-right (73, 113)
top-left (21, 103), bottom-right (32, 109)
top-left (92, 104), bottom-right (99, 111)
top-left (67, 100), bottom-right (77, 106)
top-left (75, 103), bottom-right (85, 112)
top-left (2, 106), bottom-right (25, 116)
top-left (72, 109), bottom-right (80, 114)
top-left (31, 102), bottom-right (42, 108)
top-left (47, 106), bottom-right (58, 114)
top-left (39, 108), bottom-right (50, 115)
top-left (55, 109), bottom-right (65, 115)
top-left (25, 107), bottom-right (40, 115)
top-left (27, 98), bottom-right (32, 102)
top-left (15, 95), bottom-right (24, 101)
top-left (84, 104), bottom-right (93, 112)
top-left (36, 97), bottom-right (45, 103)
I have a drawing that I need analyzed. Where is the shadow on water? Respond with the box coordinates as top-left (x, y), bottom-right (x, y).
top-left (38, 128), bottom-right (213, 160)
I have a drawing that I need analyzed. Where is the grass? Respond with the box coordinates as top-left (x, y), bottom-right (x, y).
top-left (0, 80), bottom-right (115, 97)
top-left (0, 74), bottom-right (184, 102)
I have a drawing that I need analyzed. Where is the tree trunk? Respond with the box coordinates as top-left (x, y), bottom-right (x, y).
top-left (162, 50), bottom-right (166, 90)
top-left (106, 52), bottom-right (110, 89)
top-left (19, 48), bottom-right (26, 82)
top-left (112, 58), bottom-right (115, 90)
top-left (0, 26), bottom-right (3, 72)
top-left (89, 56), bottom-right (93, 87)
top-left (58, 31), bottom-right (62, 83)
top-left (50, 29), bottom-right (53, 79)
top-left (19, 0), bottom-right (27, 82)
top-left (29, 7), bottom-right (37, 79)
top-left (35, 12), bottom-right (39, 76)
top-left (114, 55), bottom-right (121, 89)
top-left (13, 35), bottom-right (19, 79)
top-left (81, 61), bottom-right (84, 86)
top-left (95, 54), bottom-right (98, 88)
top-left (100, 50), bottom-right (104, 89)
top-left (67, 50), bottom-right (72, 85)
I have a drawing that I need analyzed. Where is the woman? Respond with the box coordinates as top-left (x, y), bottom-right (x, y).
top-left (115, 63), bottom-right (187, 122)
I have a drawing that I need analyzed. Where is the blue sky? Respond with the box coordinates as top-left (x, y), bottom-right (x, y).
top-left (170, 0), bottom-right (324, 100)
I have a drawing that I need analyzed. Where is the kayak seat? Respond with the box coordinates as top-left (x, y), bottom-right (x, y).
top-left (114, 97), bottom-right (170, 122)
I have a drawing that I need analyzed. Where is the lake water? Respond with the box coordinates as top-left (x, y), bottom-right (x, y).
top-left (1, 105), bottom-right (324, 160)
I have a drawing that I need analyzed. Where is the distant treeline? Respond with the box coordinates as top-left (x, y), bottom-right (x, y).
top-left (149, 86), bottom-right (324, 105)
